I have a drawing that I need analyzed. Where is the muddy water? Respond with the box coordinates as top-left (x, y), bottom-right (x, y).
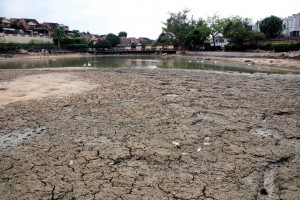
top-left (0, 68), bottom-right (299, 199)
top-left (0, 55), bottom-right (295, 74)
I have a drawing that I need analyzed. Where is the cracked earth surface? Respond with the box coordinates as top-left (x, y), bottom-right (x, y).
top-left (0, 68), bottom-right (299, 200)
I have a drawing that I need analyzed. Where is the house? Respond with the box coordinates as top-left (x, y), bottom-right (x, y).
top-left (18, 18), bottom-right (41, 31)
top-left (282, 13), bottom-right (300, 37)
top-left (251, 21), bottom-right (260, 32)
top-left (58, 24), bottom-right (69, 31)
top-left (165, 45), bottom-right (174, 50)
top-left (145, 45), bottom-right (154, 50)
top-left (90, 34), bottom-right (101, 44)
top-left (1, 17), bottom-right (11, 28)
top-left (81, 33), bottom-right (101, 44)
top-left (43, 22), bottom-right (59, 30)
top-left (209, 35), bottom-right (228, 48)
top-left (156, 45), bottom-right (163, 50)
top-left (136, 43), bottom-right (142, 51)
top-left (98, 35), bottom-right (107, 41)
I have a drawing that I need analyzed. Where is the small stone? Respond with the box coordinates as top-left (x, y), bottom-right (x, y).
top-left (197, 147), bottom-right (202, 152)
top-left (69, 160), bottom-right (74, 165)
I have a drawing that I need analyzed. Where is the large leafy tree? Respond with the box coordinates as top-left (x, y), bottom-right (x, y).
top-left (94, 40), bottom-right (110, 49)
top-left (183, 19), bottom-right (210, 50)
top-left (222, 16), bottom-right (257, 45)
top-left (162, 9), bottom-right (210, 50)
top-left (51, 28), bottom-right (65, 50)
top-left (259, 15), bottom-right (282, 38)
top-left (162, 9), bottom-right (190, 48)
top-left (118, 31), bottom-right (127, 37)
top-left (207, 14), bottom-right (227, 48)
top-left (106, 33), bottom-right (120, 47)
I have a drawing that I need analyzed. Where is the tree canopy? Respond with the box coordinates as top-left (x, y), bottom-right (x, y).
top-left (207, 14), bottom-right (227, 48)
top-left (94, 39), bottom-right (111, 49)
top-left (259, 15), bottom-right (282, 38)
top-left (162, 9), bottom-right (190, 48)
top-left (161, 9), bottom-right (210, 50)
top-left (182, 19), bottom-right (210, 50)
top-left (118, 31), bottom-right (127, 37)
top-left (106, 33), bottom-right (120, 47)
top-left (51, 28), bottom-right (65, 50)
top-left (71, 30), bottom-right (81, 38)
top-left (222, 16), bottom-right (260, 45)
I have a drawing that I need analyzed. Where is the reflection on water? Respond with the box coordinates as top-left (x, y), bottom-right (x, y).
top-left (0, 55), bottom-right (296, 74)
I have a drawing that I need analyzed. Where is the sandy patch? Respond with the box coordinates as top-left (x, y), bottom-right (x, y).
top-left (0, 73), bottom-right (96, 108)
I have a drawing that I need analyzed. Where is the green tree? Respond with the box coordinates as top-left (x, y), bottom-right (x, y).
top-left (156, 32), bottom-right (169, 45)
top-left (106, 33), bottom-right (120, 47)
top-left (162, 9), bottom-right (191, 48)
top-left (183, 19), bottom-right (210, 50)
top-left (94, 40), bottom-right (111, 49)
top-left (118, 31), bottom-right (127, 37)
top-left (51, 28), bottom-right (65, 50)
top-left (259, 15), bottom-right (282, 38)
top-left (222, 16), bottom-right (255, 45)
top-left (207, 14), bottom-right (227, 49)
top-left (71, 30), bottom-right (81, 38)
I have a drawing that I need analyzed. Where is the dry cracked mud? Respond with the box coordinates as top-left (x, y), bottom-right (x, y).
top-left (0, 68), bottom-right (299, 200)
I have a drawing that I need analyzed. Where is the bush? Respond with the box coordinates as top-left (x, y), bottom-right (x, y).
top-left (205, 46), bottom-right (222, 51)
top-left (271, 42), bottom-right (300, 52)
top-left (0, 43), bottom-right (57, 53)
top-left (225, 44), bottom-right (247, 51)
top-left (67, 44), bottom-right (88, 50)
top-left (224, 42), bottom-right (300, 52)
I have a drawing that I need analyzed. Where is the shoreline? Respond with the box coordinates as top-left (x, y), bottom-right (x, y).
top-left (1, 52), bottom-right (300, 71)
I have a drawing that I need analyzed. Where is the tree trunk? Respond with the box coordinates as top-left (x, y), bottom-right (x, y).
top-left (57, 40), bottom-right (61, 51)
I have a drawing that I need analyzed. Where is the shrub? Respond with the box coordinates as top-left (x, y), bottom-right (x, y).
top-left (224, 42), bottom-right (300, 52)
top-left (271, 42), bottom-right (300, 52)
top-left (67, 44), bottom-right (88, 50)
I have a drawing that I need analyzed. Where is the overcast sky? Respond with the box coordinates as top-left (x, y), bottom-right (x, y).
top-left (1, 0), bottom-right (299, 39)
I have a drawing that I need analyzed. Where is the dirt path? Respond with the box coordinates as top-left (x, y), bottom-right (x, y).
top-left (0, 68), bottom-right (299, 199)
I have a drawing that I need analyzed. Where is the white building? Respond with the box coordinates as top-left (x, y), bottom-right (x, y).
top-left (209, 35), bottom-right (228, 48)
top-left (251, 21), bottom-right (260, 32)
top-left (282, 13), bottom-right (300, 37)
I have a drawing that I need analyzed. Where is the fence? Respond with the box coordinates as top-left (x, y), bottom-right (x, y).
top-left (258, 36), bottom-right (299, 44)
top-left (0, 33), bottom-right (53, 44)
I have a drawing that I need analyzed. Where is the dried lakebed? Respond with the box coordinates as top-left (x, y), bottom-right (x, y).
top-left (0, 68), bottom-right (299, 200)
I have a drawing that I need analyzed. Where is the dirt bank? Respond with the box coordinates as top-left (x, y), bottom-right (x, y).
top-left (172, 53), bottom-right (300, 71)
top-left (0, 67), bottom-right (299, 199)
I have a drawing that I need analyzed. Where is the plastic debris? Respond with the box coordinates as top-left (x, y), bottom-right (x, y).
top-left (171, 141), bottom-right (181, 148)
top-left (203, 142), bottom-right (211, 146)
top-left (69, 160), bottom-right (74, 165)
top-left (172, 141), bottom-right (180, 146)
top-left (197, 147), bottom-right (202, 152)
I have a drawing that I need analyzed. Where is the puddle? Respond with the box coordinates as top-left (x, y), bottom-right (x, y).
top-left (249, 128), bottom-right (282, 139)
top-left (0, 126), bottom-right (46, 152)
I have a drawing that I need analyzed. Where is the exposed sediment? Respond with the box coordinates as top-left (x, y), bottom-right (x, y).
top-left (0, 68), bottom-right (299, 199)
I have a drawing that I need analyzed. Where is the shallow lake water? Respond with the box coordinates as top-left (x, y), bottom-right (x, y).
top-left (0, 55), bottom-right (296, 74)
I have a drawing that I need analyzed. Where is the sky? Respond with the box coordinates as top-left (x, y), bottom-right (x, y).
top-left (1, 0), bottom-right (300, 39)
